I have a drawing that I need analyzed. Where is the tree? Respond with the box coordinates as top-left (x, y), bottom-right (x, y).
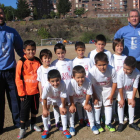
top-left (50, 11), bottom-right (56, 19)
top-left (16, 0), bottom-right (30, 19)
top-left (56, 0), bottom-right (71, 17)
top-left (38, 27), bottom-right (51, 39)
top-left (33, 7), bottom-right (38, 20)
top-left (74, 8), bottom-right (85, 17)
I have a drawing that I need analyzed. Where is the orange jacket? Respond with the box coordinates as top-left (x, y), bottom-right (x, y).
top-left (15, 55), bottom-right (41, 97)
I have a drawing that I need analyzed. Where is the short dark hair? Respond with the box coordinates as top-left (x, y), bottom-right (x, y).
top-left (128, 9), bottom-right (140, 17)
top-left (95, 52), bottom-right (108, 64)
top-left (75, 41), bottom-right (85, 50)
top-left (124, 56), bottom-right (136, 69)
top-left (95, 34), bottom-right (106, 44)
top-left (39, 49), bottom-right (52, 60)
top-left (72, 65), bottom-right (86, 77)
top-left (54, 43), bottom-right (66, 53)
top-left (112, 38), bottom-right (124, 52)
top-left (23, 40), bottom-right (36, 49)
top-left (48, 69), bottom-right (61, 80)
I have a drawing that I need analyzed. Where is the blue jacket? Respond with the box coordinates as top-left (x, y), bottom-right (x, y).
top-left (114, 22), bottom-right (140, 61)
top-left (0, 24), bottom-right (24, 70)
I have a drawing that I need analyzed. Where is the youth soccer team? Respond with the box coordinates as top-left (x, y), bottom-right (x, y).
top-left (15, 34), bottom-right (140, 139)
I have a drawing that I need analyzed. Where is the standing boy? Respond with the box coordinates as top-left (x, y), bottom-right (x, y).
top-left (16, 40), bottom-right (42, 139)
top-left (117, 56), bottom-right (140, 132)
top-left (89, 52), bottom-right (117, 133)
top-left (42, 69), bottom-right (71, 139)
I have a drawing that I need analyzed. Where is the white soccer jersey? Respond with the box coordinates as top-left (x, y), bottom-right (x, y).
top-left (68, 77), bottom-right (93, 100)
top-left (37, 65), bottom-right (56, 87)
top-left (72, 57), bottom-right (94, 77)
top-left (117, 68), bottom-right (140, 95)
top-left (88, 65), bottom-right (116, 102)
top-left (51, 58), bottom-right (72, 89)
top-left (112, 54), bottom-right (127, 72)
top-left (42, 80), bottom-right (67, 103)
top-left (88, 49), bottom-right (113, 66)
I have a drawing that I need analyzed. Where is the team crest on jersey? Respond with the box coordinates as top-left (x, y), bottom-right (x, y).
top-left (6, 33), bottom-right (11, 39)
top-left (84, 65), bottom-right (88, 71)
top-left (83, 90), bottom-right (86, 94)
top-left (67, 66), bottom-right (70, 71)
top-left (138, 30), bottom-right (140, 35)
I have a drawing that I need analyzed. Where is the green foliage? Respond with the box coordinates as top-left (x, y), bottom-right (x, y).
top-left (38, 27), bottom-right (51, 39)
top-left (56, 0), bottom-right (71, 16)
top-left (74, 8), bottom-right (85, 17)
top-left (42, 14), bottom-right (48, 19)
top-left (50, 11), bottom-right (56, 18)
top-left (16, 0), bottom-right (30, 19)
top-left (33, 7), bottom-right (38, 20)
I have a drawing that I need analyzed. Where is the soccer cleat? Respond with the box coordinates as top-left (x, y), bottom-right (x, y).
top-left (69, 127), bottom-right (75, 136)
top-left (96, 123), bottom-right (104, 132)
top-left (30, 124), bottom-right (42, 132)
top-left (105, 123), bottom-right (115, 132)
top-left (41, 130), bottom-right (49, 139)
top-left (117, 123), bottom-right (124, 132)
top-left (129, 123), bottom-right (140, 131)
top-left (62, 130), bottom-right (72, 139)
top-left (79, 119), bottom-right (85, 127)
top-left (91, 126), bottom-right (99, 134)
top-left (56, 122), bottom-right (63, 131)
top-left (17, 129), bottom-right (26, 139)
top-left (84, 119), bottom-right (90, 127)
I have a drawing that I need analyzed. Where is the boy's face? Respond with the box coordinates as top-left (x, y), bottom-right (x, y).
top-left (49, 77), bottom-right (61, 88)
top-left (73, 73), bottom-right (85, 86)
top-left (95, 41), bottom-right (106, 52)
top-left (41, 55), bottom-right (52, 67)
top-left (96, 61), bottom-right (108, 73)
top-left (55, 49), bottom-right (66, 60)
top-left (123, 64), bottom-right (135, 75)
top-left (23, 45), bottom-right (36, 59)
top-left (115, 43), bottom-right (123, 55)
top-left (75, 47), bottom-right (85, 59)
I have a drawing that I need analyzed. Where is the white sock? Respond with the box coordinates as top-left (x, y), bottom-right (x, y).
top-left (118, 104), bottom-right (124, 124)
top-left (61, 114), bottom-right (67, 131)
top-left (86, 110), bottom-right (95, 128)
top-left (77, 103), bottom-right (83, 120)
top-left (53, 106), bottom-right (60, 124)
top-left (105, 106), bottom-right (112, 125)
top-left (112, 100), bottom-right (117, 115)
top-left (95, 108), bottom-right (101, 124)
top-left (128, 104), bottom-right (134, 124)
top-left (69, 113), bottom-right (75, 128)
top-left (42, 116), bottom-right (48, 131)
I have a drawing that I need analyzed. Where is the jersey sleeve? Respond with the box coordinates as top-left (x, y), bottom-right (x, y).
top-left (117, 70), bottom-right (124, 88)
top-left (114, 28), bottom-right (123, 39)
top-left (133, 71), bottom-right (140, 88)
top-left (60, 82), bottom-right (67, 98)
top-left (15, 60), bottom-right (26, 97)
top-left (86, 80), bottom-right (93, 95)
top-left (67, 81), bottom-right (75, 96)
top-left (37, 66), bottom-right (41, 82)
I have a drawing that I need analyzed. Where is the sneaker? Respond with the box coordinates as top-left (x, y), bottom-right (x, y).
top-left (17, 129), bottom-right (26, 139)
top-left (124, 114), bottom-right (128, 121)
top-left (91, 126), bottom-right (99, 134)
top-left (101, 115), bottom-right (105, 124)
top-left (96, 124), bottom-right (104, 132)
top-left (56, 122), bottom-right (63, 131)
top-left (41, 130), bottom-right (49, 139)
top-left (117, 123), bottom-right (124, 132)
top-left (79, 119), bottom-right (85, 127)
top-left (84, 119), bottom-right (90, 127)
top-left (105, 123), bottom-right (115, 132)
top-left (62, 130), bottom-right (72, 139)
top-left (69, 127), bottom-right (75, 136)
top-left (30, 124), bottom-right (42, 132)
top-left (48, 124), bottom-right (51, 130)
top-left (129, 123), bottom-right (140, 131)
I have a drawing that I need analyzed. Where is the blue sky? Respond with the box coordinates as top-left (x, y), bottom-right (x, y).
top-left (0, 0), bottom-right (17, 9)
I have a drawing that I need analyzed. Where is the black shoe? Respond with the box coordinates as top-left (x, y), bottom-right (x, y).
top-left (117, 123), bottom-right (124, 132)
top-left (129, 123), bottom-right (140, 131)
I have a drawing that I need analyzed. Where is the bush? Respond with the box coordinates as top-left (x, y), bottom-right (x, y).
top-left (38, 27), bottom-right (51, 39)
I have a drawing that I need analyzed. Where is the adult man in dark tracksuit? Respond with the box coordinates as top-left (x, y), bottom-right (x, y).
top-left (0, 8), bottom-right (24, 134)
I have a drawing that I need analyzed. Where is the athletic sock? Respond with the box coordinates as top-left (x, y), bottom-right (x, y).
top-left (61, 114), bottom-right (67, 131)
top-left (42, 116), bottom-right (48, 131)
top-left (95, 108), bottom-right (101, 124)
top-left (128, 104), bottom-right (134, 124)
top-left (69, 113), bottom-right (75, 128)
top-left (86, 110), bottom-right (94, 128)
top-left (118, 104), bottom-right (124, 124)
top-left (53, 106), bottom-right (60, 124)
top-left (105, 106), bottom-right (112, 125)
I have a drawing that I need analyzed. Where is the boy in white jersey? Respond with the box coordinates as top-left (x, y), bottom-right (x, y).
top-left (42, 69), bottom-right (71, 139)
top-left (117, 56), bottom-right (140, 132)
top-left (37, 49), bottom-right (62, 133)
top-left (88, 52), bottom-right (117, 133)
top-left (73, 41), bottom-right (94, 127)
top-left (68, 66), bottom-right (99, 136)
top-left (112, 39), bottom-right (127, 121)
top-left (88, 34), bottom-right (113, 66)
